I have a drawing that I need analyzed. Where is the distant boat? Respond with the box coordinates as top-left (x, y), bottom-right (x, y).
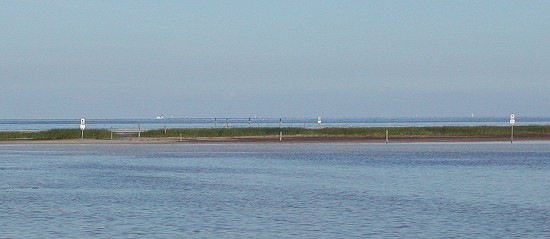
top-left (156, 115), bottom-right (164, 120)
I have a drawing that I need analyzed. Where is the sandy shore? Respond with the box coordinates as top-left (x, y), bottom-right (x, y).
top-left (1, 135), bottom-right (549, 144)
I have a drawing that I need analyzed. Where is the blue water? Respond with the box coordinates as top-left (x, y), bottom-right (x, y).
top-left (1, 142), bottom-right (549, 238)
top-left (1, 116), bottom-right (550, 130)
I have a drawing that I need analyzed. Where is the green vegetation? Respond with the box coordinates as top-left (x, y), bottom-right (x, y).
top-left (141, 126), bottom-right (550, 138)
top-left (0, 126), bottom-right (548, 140)
top-left (0, 129), bottom-right (111, 140)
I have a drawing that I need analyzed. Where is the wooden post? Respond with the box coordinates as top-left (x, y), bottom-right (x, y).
top-left (180, 133), bottom-right (182, 142)
top-left (511, 125), bottom-right (514, 144)
top-left (164, 126), bottom-right (167, 135)
top-left (138, 123), bottom-right (141, 138)
top-left (510, 113), bottom-right (516, 144)
top-left (386, 130), bottom-right (389, 144)
top-left (81, 129), bottom-right (84, 139)
top-left (279, 131), bottom-right (282, 142)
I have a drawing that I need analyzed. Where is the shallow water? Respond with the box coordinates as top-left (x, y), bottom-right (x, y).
top-left (1, 142), bottom-right (549, 238)
top-left (2, 116), bottom-right (550, 130)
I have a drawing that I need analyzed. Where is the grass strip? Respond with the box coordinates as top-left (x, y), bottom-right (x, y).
top-left (0, 129), bottom-right (111, 140)
top-left (141, 126), bottom-right (550, 138)
top-left (0, 126), bottom-right (548, 140)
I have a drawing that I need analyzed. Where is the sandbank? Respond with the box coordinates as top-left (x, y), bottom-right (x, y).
top-left (1, 135), bottom-right (549, 144)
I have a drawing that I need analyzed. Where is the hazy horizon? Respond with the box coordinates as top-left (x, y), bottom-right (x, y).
top-left (2, 1), bottom-right (548, 119)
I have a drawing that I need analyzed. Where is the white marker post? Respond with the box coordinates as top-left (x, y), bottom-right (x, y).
top-left (509, 113), bottom-right (516, 143)
top-left (80, 118), bottom-right (86, 139)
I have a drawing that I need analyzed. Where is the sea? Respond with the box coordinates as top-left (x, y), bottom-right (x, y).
top-left (1, 142), bottom-right (549, 238)
top-left (1, 116), bottom-right (550, 131)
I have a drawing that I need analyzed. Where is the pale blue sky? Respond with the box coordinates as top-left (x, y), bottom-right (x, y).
top-left (1, 0), bottom-right (548, 118)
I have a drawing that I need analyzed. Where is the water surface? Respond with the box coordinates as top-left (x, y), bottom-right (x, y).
top-left (2, 116), bottom-right (550, 130)
top-left (1, 142), bottom-right (549, 238)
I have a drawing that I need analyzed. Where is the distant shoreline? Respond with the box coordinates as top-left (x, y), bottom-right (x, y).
top-left (1, 135), bottom-right (549, 144)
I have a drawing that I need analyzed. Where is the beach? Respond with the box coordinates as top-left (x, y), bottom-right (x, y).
top-left (1, 134), bottom-right (549, 144)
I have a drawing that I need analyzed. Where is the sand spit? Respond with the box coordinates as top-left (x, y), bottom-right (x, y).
top-left (1, 134), bottom-right (549, 144)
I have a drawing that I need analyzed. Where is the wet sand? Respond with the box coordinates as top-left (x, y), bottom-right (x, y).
top-left (1, 134), bottom-right (549, 144)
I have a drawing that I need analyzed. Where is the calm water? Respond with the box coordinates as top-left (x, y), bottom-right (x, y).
top-left (1, 142), bottom-right (549, 238)
top-left (2, 116), bottom-right (550, 130)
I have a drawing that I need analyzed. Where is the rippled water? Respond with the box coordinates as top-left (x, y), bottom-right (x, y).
top-left (1, 142), bottom-right (549, 238)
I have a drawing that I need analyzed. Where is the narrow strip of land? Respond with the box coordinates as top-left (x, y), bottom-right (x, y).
top-left (0, 135), bottom-right (549, 144)
top-left (1, 126), bottom-right (549, 144)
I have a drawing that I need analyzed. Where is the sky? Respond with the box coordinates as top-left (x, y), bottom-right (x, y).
top-left (1, 0), bottom-right (548, 119)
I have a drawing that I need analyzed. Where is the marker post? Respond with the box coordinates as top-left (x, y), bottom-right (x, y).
top-left (509, 113), bottom-right (516, 144)
top-left (511, 125), bottom-right (514, 143)
top-left (80, 118), bottom-right (86, 139)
